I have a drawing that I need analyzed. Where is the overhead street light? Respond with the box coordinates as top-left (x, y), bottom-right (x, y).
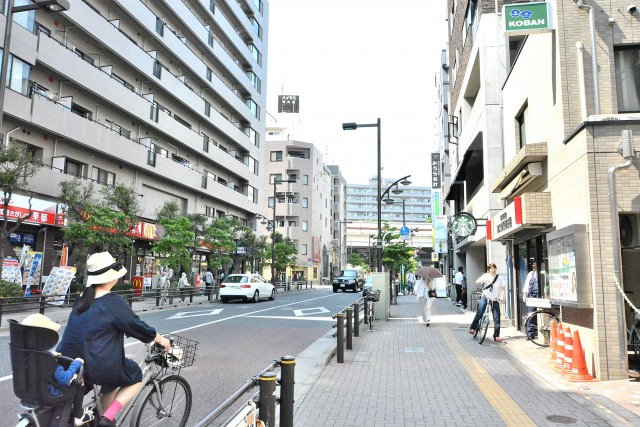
top-left (0, 0), bottom-right (70, 148)
top-left (269, 178), bottom-right (296, 286)
top-left (342, 118), bottom-right (381, 270)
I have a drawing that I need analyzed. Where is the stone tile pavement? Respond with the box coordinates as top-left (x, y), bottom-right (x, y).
top-left (293, 295), bottom-right (640, 427)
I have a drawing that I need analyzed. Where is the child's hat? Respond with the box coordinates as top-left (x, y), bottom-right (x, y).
top-left (22, 313), bottom-right (61, 332)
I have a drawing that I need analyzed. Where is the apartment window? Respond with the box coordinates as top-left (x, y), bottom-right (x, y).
top-left (245, 126), bottom-right (259, 147)
top-left (254, 0), bottom-right (263, 13)
top-left (251, 17), bottom-right (262, 40)
top-left (246, 70), bottom-right (261, 93)
top-left (208, 32), bottom-right (214, 48)
top-left (11, 5), bottom-right (35, 32)
top-left (7, 55), bottom-right (30, 96)
top-left (246, 98), bottom-right (259, 118)
top-left (217, 176), bottom-right (227, 185)
top-left (288, 220), bottom-right (297, 227)
top-left (288, 173), bottom-right (298, 181)
top-left (147, 148), bottom-right (156, 167)
top-left (91, 167), bottom-right (115, 186)
top-left (268, 196), bottom-right (274, 208)
top-left (204, 101), bottom-right (211, 117)
top-left (153, 61), bottom-right (162, 78)
top-left (71, 102), bottom-right (91, 119)
top-left (246, 185), bottom-right (256, 203)
top-left (150, 102), bottom-right (159, 122)
top-left (517, 103), bottom-right (528, 148)
top-left (270, 151), bottom-right (283, 162)
top-left (615, 46), bottom-right (640, 112)
top-left (209, 0), bottom-right (215, 14)
top-left (303, 197), bottom-right (308, 208)
top-left (203, 134), bottom-right (210, 152)
top-left (155, 17), bottom-right (164, 36)
top-left (173, 114), bottom-right (192, 129)
top-left (112, 73), bottom-right (134, 91)
top-left (202, 171), bottom-right (215, 189)
top-left (249, 44), bottom-right (262, 66)
top-left (301, 244), bottom-right (308, 255)
top-left (269, 173), bottom-right (282, 184)
top-left (302, 221), bottom-right (308, 232)
top-left (206, 67), bottom-right (212, 82)
top-left (205, 205), bottom-right (215, 218)
top-left (303, 175), bottom-right (309, 185)
top-left (245, 156), bottom-right (258, 174)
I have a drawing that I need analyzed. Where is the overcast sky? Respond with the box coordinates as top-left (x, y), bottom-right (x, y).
top-left (265, 1), bottom-right (449, 187)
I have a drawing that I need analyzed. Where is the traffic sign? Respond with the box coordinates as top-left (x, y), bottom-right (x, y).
top-left (400, 226), bottom-right (410, 236)
top-left (400, 235), bottom-right (410, 241)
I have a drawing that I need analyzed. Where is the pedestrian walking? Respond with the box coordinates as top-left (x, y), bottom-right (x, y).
top-left (204, 268), bottom-right (214, 299)
top-left (469, 263), bottom-right (505, 342)
top-left (523, 260), bottom-right (539, 339)
top-left (158, 271), bottom-right (169, 304)
top-left (415, 277), bottom-right (435, 327)
top-left (454, 266), bottom-right (465, 306)
top-left (177, 272), bottom-right (189, 303)
top-left (406, 271), bottom-right (415, 294)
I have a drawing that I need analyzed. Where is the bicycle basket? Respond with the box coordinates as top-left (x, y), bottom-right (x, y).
top-left (161, 335), bottom-right (198, 369)
top-left (369, 291), bottom-right (381, 302)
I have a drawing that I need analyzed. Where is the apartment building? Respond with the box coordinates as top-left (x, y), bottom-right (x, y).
top-left (0, 0), bottom-right (268, 279)
top-left (328, 165), bottom-right (348, 276)
top-left (443, 0), bottom-right (640, 380)
top-left (262, 136), bottom-right (328, 283)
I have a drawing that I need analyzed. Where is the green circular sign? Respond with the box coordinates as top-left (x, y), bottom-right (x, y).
top-left (452, 212), bottom-right (477, 237)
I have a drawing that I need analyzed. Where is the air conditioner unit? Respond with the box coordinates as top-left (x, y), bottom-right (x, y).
top-left (620, 214), bottom-right (640, 248)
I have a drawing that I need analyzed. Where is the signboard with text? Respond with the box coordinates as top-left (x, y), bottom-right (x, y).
top-left (278, 95), bottom-right (300, 113)
top-left (431, 153), bottom-right (441, 189)
top-left (503, 2), bottom-right (554, 36)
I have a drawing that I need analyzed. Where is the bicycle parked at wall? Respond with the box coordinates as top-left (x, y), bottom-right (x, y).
top-left (627, 307), bottom-right (640, 364)
top-left (364, 288), bottom-right (380, 331)
top-left (11, 319), bottom-right (197, 427)
top-left (523, 308), bottom-right (560, 347)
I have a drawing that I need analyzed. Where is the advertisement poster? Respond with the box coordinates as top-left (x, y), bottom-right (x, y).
top-left (41, 266), bottom-right (77, 305)
top-left (548, 234), bottom-right (577, 302)
top-left (2, 258), bottom-right (22, 286)
top-left (22, 251), bottom-right (43, 293)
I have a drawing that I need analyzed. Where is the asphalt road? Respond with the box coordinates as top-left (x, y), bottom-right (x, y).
top-left (0, 286), bottom-right (362, 426)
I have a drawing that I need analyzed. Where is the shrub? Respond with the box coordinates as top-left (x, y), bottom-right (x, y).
top-left (0, 279), bottom-right (24, 304)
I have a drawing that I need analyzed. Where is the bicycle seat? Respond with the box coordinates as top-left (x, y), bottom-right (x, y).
top-left (9, 319), bottom-right (78, 408)
top-left (634, 311), bottom-right (640, 323)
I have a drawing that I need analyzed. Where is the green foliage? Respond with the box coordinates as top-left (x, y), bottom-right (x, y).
top-left (0, 279), bottom-right (22, 298)
top-left (348, 252), bottom-right (367, 267)
top-left (272, 232), bottom-right (297, 279)
top-left (151, 216), bottom-right (195, 273)
top-left (202, 217), bottom-right (237, 272)
top-left (237, 229), bottom-right (268, 273)
top-left (58, 180), bottom-right (141, 277)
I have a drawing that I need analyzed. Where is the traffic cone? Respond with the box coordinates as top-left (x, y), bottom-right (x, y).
top-left (569, 330), bottom-right (597, 382)
top-left (555, 323), bottom-right (565, 369)
top-left (563, 326), bottom-right (573, 375)
top-left (549, 319), bottom-right (557, 362)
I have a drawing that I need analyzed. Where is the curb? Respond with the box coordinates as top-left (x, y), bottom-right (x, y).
top-left (293, 328), bottom-right (337, 410)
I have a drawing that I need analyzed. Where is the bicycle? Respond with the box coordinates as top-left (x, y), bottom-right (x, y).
top-left (14, 334), bottom-right (197, 427)
top-left (364, 289), bottom-right (380, 331)
top-left (473, 299), bottom-right (492, 344)
top-left (627, 307), bottom-right (640, 363)
top-left (523, 308), bottom-right (560, 347)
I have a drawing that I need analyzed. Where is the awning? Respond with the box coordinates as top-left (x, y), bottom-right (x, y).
top-left (498, 162), bottom-right (542, 199)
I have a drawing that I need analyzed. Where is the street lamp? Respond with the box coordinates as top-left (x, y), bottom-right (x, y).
top-left (269, 178), bottom-right (296, 286)
top-left (0, 0), bottom-right (70, 148)
top-left (342, 118), bottom-right (381, 270)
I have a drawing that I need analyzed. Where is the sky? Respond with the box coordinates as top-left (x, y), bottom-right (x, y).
top-left (265, 1), bottom-right (449, 188)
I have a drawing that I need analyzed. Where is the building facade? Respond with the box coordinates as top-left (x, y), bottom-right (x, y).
top-left (442, 0), bottom-right (640, 380)
top-left (0, 0), bottom-right (269, 281)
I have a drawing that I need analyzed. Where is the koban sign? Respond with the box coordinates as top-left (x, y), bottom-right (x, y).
top-left (503, 2), bottom-right (553, 36)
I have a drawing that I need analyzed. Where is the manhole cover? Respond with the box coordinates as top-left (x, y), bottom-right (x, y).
top-left (546, 415), bottom-right (577, 424)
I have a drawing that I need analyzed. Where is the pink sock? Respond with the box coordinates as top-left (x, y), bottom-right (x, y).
top-left (103, 400), bottom-right (123, 421)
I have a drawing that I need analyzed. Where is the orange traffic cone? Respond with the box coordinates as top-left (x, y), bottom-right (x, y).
top-left (549, 320), bottom-right (557, 362)
top-left (569, 330), bottom-right (597, 382)
top-left (563, 326), bottom-right (573, 375)
top-left (555, 323), bottom-right (565, 369)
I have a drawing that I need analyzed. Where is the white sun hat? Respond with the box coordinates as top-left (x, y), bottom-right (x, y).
top-left (22, 313), bottom-right (61, 332)
top-left (85, 252), bottom-right (127, 287)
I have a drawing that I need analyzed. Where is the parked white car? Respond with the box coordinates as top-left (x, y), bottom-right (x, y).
top-left (219, 273), bottom-right (275, 303)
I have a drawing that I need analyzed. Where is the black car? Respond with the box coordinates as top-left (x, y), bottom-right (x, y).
top-left (332, 269), bottom-right (365, 293)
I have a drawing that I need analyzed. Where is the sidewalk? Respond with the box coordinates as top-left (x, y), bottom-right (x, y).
top-left (293, 295), bottom-right (640, 427)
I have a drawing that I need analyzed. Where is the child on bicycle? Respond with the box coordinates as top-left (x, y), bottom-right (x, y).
top-left (469, 263), bottom-right (505, 342)
top-left (21, 314), bottom-right (94, 426)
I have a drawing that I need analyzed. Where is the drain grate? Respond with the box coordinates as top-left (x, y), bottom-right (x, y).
top-left (546, 415), bottom-right (577, 424)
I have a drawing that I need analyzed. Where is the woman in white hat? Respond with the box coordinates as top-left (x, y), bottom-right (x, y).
top-left (56, 252), bottom-right (171, 427)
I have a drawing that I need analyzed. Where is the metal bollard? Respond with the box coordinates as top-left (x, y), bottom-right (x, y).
top-left (39, 294), bottom-right (46, 315)
top-left (279, 356), bottom-right (295, 427)
top-left (346, 307), bottom-right (353, 350)
top-left (336, 313), bottom-right (345, 363)
top-left (364, 299), bottom-right (369, 325)
top-left (354, 302), bottom-right (360, 337)
top-left (258, 371), bottom-right (277, 427)
top-left (155, 288), bottom-right (161, 306)
top-left (189, 287), bottom-right (194, 303)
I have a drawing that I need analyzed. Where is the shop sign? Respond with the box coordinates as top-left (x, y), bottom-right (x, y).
top-left (0, 194), bottom-right (64, 226)
top-left (491, 197), bottom-right (522, 240)
top-left (503, 2), bottom-right (553, 36)
top-left (127, 221), bottom-right (158, 240)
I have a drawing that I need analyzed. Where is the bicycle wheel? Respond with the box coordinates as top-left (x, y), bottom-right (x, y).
top-left (479, 312), bottom-right (490, 344)
top-left (525, 310), bottom-right (559, 347)
top-left (131, 375), bottom-right (192, 427)
top-left (369, 303), bottom-right (375, 330)
top-left (631, 326), bottom-right (640, 363)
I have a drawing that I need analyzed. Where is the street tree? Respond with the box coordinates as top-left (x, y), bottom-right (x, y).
top-left (272, 231), bottom-right (297, 281)
top-left (58, 180), bottom-right (140, 279)
top-left (237, 229), bottom-right (268, 274)
top-left (202, 216), bottom-right (237, 275)
top-left (0, 143), bottom-right (41, 276)
top-left (348, 252), bottom-right (367, 268)
top-left (151, 216), bottom-right (194, 275)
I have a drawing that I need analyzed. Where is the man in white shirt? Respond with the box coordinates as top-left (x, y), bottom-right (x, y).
top-left (453, 266), bottom-right (465, 306)
top-left (523, 260), bottom-right (539, 339)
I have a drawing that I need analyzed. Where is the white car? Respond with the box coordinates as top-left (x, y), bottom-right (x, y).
top-left (219, 273), bottom-right (275, 303)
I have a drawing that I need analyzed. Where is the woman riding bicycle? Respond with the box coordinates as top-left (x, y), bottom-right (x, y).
top-left (57, 252), bottom-right (171, 427)
top-left (468, 263), bottom-right (506, 342)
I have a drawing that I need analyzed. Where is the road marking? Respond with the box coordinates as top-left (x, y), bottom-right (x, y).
top-left (293, 307), bottom-right (329, 316)
top-left (167, 309), bottom-right (223, 319)
top-left (246, 315), bottom-right (334, 321)
top-left (440, 326), bottom-right (536, 426)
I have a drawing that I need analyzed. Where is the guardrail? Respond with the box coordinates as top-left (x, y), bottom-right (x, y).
top-left (332, 296), bottom-right (367, 363)
top-left (194, 355), bottom-right (295, 427)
